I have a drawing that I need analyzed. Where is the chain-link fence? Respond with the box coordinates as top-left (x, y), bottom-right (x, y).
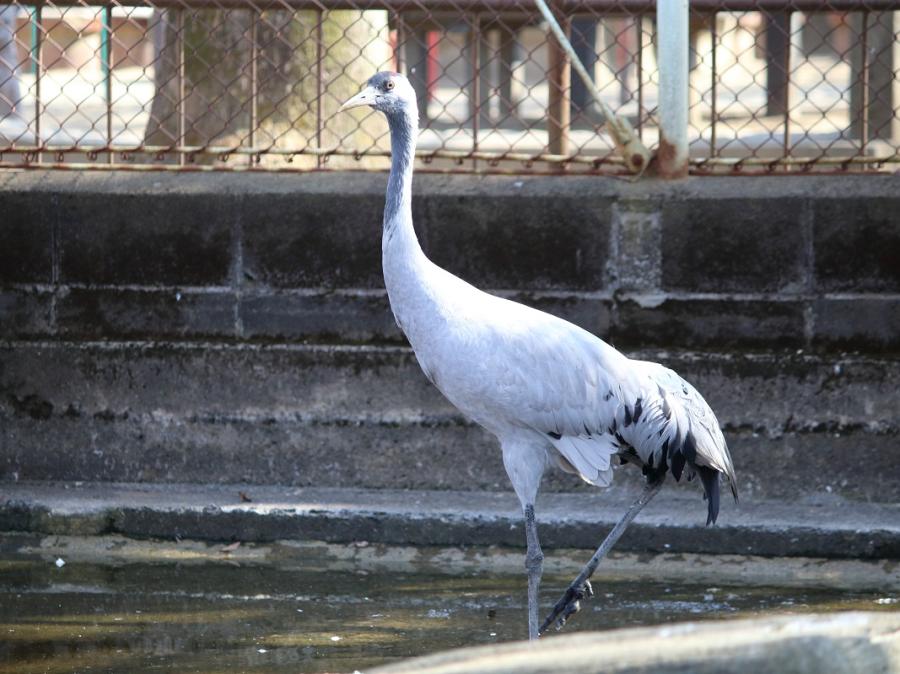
top-left (0, 0), bottom-right (897, 173)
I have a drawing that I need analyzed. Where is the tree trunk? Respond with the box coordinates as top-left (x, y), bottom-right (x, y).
top-left (144, 8), bottom-right (390, 166)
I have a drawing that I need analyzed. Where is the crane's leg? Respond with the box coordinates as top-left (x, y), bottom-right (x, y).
top-left (538, 477), bottom-right (664, 636)
top-left (524, 503), bottom-right (543, 641)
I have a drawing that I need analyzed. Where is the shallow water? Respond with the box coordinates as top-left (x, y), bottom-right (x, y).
top-left (1, 558), bottom-right (896, 674)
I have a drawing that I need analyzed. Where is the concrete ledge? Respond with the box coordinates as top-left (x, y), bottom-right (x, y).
top-left (370, 612), bottom-right (900, 674)
top-left (2, 481), bottom-right (899, 560)
top-left (2, 343), bottom-right (898, 501)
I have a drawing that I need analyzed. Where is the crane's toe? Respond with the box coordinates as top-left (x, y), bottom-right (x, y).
top-left (539, 579), bottom-right (593, 634)
top-left (558, 580), bottom-right (593, 629)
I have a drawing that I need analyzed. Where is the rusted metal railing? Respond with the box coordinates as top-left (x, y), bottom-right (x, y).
top-left (0, 0), bottom-right (897, 174)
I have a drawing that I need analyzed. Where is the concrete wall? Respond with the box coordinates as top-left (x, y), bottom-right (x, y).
top-left (1, 171), bottom-right (898, 501)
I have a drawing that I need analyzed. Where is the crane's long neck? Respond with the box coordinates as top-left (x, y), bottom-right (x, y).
top-left (382, 105), bottom-right (444, 348)
top-left (383, 108), bottom-right (421, 255)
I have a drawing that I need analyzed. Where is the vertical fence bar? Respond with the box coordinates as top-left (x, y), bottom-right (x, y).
top-left (893, 10), bottom-right (900, 146)
top-left (470, 14), bottom-right (480, 170)
top-left (176, 8), bottom-right (185, 165)
top-left (781, 11), bottom-right (791, 160)
top-left (636, 13), bottom-right (643, 140)
top-left (248, 8), bottom-right (258, 166)
top-left (316, 8), bottom-right (323, 169)
top-left (859, 10), bottom-right (870, 154)
top-left (102, 4), bottom-right (112, 163)
top-left (656, 0), bottom-right (688, 177)
top-left (31, 3), bottom-right (41, 162)
top-left (546, 0), bottom-right (570, 160)
top-left (709, 11), bottom-right (716, 159)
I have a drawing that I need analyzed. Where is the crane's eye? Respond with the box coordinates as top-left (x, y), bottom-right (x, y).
top-left (385, 80), bottom-right (395, 91)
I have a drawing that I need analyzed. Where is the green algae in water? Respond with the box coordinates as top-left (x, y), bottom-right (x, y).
top-left (0, 560), bottom-right (897, 674)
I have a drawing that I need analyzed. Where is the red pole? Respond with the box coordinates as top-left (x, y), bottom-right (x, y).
top-left (426, 30), bottom-right (440, 102)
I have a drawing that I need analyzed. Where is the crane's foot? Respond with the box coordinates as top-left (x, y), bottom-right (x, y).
top-left (538, 579), bottom-right (593, 635)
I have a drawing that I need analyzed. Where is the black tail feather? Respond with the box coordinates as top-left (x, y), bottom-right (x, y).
top-left (670, 450), bottom-right (686, 482)
top-left (697, 465), bottom-right (720, 525)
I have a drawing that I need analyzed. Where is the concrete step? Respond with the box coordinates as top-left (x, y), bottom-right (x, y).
top-left (1, 342), bottom-right (898, 502)
top-left (2, 481), bottom-right (899, 560)
top-left (2, 172), bottom-right (898, 507)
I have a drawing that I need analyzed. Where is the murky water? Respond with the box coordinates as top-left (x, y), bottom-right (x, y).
top-left (1, 558), bottom-right (896, 674)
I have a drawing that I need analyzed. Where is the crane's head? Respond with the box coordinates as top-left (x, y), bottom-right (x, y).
top-left (340, 72), bottom-right (417, 119)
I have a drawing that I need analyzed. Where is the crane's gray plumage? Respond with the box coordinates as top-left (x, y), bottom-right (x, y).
top-left (342, 72), bottom-right (738, 639)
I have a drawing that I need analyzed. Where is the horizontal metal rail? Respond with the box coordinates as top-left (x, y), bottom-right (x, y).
top-left (0, 144), bottom-right (627, 164)
top-left (7, 0), bottom-right (900, 9)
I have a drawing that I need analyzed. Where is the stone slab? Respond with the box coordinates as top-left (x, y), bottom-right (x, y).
top-left (1, 343), bottom-right (897, 500)
top-left (371, 612), bottom-right (900, 674)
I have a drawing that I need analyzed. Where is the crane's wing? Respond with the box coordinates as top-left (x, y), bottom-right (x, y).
top-left (478, 299), bottom-right (737, 523)
top-left (484, 307), bottom-right (644, 489)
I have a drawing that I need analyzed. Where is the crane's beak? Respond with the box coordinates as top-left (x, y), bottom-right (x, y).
top-left (340, 85), bottom-right (377, 111)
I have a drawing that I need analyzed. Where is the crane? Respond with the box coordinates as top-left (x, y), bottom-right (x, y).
top-left (341, 72), bottom-right (738, 641)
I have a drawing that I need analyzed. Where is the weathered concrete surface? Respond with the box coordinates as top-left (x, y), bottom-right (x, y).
top-left (0, 171), bottom-right (899, 351)
top-left (1, 343), bottom-right (897, 501)
top-left (1, 171), bottom-right (898, 517)
top-left (370, 612), bottom-right (900, 674)
top-left (2, 482), bottom-right (899, 560)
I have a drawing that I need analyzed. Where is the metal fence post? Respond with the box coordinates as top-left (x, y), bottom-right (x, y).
top-left (546, 0), bottom-right (570, 159)
top-left (656, 0), bottom-right (688, 178)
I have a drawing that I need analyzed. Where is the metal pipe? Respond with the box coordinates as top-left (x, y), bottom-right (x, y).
top-left (0, 145), bottom-right (900, 165)
top-left (0, 160), bottom-right (635, 175)
top-left (3, 149), bottom-right (895, 176)
top-left (316, 9), bottom-right (324, 169)
top-left (470, 14), bottom-right (481, 171)
top-left (533, 0), bottom-right (650, 173)
top-left (102, 4), bottom-right (112, 163)
top-left (782, 11), bottom-right (791, 160)
top-left (636, 14), bottom-right (643, 140)
top-left (709, 12), bottom-right (716, 158)
top-left (249, 8), bottom-right (258, 167)
top-left (859, 10), bottom-right (870, 154)
top-left (9, 0), bottom-right (899, 11)
top-left (656, 0), bottom-right (688, 177)
top-left (31, 3), bottom-right (41, 163)
top-left (0, 143), bottom-right (628, 163)
top-left (176, 8), bottom-right (185, 165)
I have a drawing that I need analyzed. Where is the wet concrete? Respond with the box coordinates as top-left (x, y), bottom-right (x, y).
top-left (1, 536), bottom-right (899, 674)
top-left (3, 481), bottom-right (899, 560)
